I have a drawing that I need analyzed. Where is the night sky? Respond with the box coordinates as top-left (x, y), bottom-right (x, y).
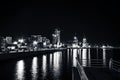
top-left (0, 1), bottom-right (120, 46)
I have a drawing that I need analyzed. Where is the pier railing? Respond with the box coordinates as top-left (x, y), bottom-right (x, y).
top-left (76, 58), bottom-right (89, 80)
top-left (79, 59), bottom-right (110, 68)
top-left (109, 59), bottom-right (120, 72)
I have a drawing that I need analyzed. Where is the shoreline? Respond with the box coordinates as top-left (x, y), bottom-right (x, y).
top-left (0, 48), bottom-right (67, 62)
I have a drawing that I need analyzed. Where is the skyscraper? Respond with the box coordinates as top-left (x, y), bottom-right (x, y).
top-left (6, 37), bottom-right (12, 44)
top-left (52, 29), bottom-right (61, 47)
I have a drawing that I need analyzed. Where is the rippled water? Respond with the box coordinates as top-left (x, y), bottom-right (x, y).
top-left (0, 51), bottom-right (72, 80)
top-left (0, 48), bottom-right (114, 80)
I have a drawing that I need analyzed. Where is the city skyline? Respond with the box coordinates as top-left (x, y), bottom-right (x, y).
top-left (0, 1), bottom-right (120, 80)
top-left (0, 1), bottom-right (120, 46)
top-left (0, 28), bottom-right (118, 47)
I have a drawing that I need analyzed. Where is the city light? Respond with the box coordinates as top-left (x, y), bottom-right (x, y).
top-left (33, 41), bottom-right (38, 45)
top-left (18, 39), bottom-right (24, 43)
top-left (13, 41), bottom-right (18, 45)
top-left (102, 45), bottom-right (106, 48)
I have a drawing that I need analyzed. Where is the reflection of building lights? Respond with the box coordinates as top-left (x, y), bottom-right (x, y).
top-left (31, 57), bottom-right (38, 80)
top-left (13, 41), bottom-right (18, 45)
top-left (53, 52), bottom-right (61, 75)
top-left (15, 60), bottom-right (25, 80)
top-left (73, 49), bottom-right (77, 67)
top-left (42, 55), bottom-right (47, 78)
top-left (82, 48), bottom-right (87, 66)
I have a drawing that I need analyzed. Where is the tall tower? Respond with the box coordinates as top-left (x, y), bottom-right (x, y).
top-left (52, 29), bottom-right (61, 47)
top-left (82, 37), bottom-right (88, 47)
top-left (72, 36), bottom-right (79, 47)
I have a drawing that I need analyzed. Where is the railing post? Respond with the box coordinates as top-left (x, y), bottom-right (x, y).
top-left (109, 58), bottom-right (112, 70)
top-left (79, 48), bottom-right (82, 62)
top-left (88, 48), bottom-right (91, 67)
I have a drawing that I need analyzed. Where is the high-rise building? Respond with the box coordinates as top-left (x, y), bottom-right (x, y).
top-left (72, 36), bottom-right (79, 47)
top-left (52, 29), bottom-right (61, 47)
top-left (38, 35), bottom-right (42, 43)
top-left (6, 37), bottom-right (12, 44)
top-left (73, 36), bottom-right (78, 44)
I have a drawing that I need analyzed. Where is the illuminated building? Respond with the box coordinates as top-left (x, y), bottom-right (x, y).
top-left (82, 37), bottom-right (88, 47)
top-left (6, 37), bottom-right (12, 44)
top-left (72, 36), bottom-right (79, 47)
top-left (38, 35), bottom-right (42, 43)
top-left (52, 29), bottom-right (61, 47)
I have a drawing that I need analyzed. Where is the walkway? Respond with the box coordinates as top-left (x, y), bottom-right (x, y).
top-left (72, 67), bottom-right (81, 80)
top-left (84, 67), bottom-right (120, 80)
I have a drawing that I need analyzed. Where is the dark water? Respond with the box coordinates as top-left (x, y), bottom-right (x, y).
top-left (0, 48), bottom-right (119, 80)
top-left (0, 51), bottom-right (72, 80)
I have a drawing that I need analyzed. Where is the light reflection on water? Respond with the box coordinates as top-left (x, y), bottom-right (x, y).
top-left (42, 55), bottom-right (47, 79)
top-left (50, 54), bottom-right (53, 67)
top-left (15, 60), bottom-right (25, 80)
top-left (53, 52), bottom-right (62, 79)
top-left (72, 49), bottom-right (87, 67)
top-left (12, 51), bottom-right (72, 80)
top-left (0, 49), bottom-right (112, 80)
top-left (73, 49), bottom-right (77, 67)
top-left (82, 49), bottom-right (87, 66)
top-left (31, 57), bottom-right (38, 80)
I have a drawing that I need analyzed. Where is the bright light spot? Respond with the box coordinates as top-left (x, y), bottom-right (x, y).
top-left (53, 44), bottom-right (57, 47)
top-left (43, 42), bottom-right (46, 46)
top-left (8, 46), bottom-right (15, 50)
top-left (52, 34), bottom-right (57, 37)
top-left (74, 36), bottom-right (77, 40)
top-left (102, 45), bottom-right (106, 48)
top-left (11, 46), bottom-right (15, 49)
top-left (33, 41), bottom-right (38, 45)
top-left (88, 45), bottom-right (91, 48)
top-left (18, 39), bottom-right (24, 43)
top-left (13, 41), bottom-right (18, 45)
